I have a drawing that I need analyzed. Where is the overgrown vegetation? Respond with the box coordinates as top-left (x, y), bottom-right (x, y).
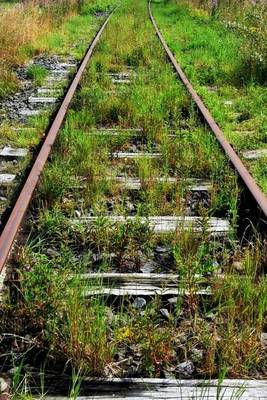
top-left (152, 0), bottom-right (267, 194)
top-left (0, 0), bottom-right (266, 396)
top-left (0, 0), bottom-right (113, 99)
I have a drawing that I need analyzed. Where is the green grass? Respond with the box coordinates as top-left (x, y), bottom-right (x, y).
top-left (152, 0), bottom-right (267, 194)
top-left (0, 0), bottom-right (266, 391)
top-left (0, 64), bottom-right (18, 99)
top-left (26, 64), bottom-right (48, 86)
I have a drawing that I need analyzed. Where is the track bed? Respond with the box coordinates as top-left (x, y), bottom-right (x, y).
top-left (0, 0), bottom-right (266, 398)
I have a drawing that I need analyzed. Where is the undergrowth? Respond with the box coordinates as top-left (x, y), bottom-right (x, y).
top-left (152, 0), bottom-right (267, 194)
top-left (0, 0), bottom-right (266, 393)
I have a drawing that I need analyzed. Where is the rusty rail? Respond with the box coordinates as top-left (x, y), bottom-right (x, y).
top-left (0, 12), bottom-right (113, 274)
top-left (148, 0), bottom-right (267, 221)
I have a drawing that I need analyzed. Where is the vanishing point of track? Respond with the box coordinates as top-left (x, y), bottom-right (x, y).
top-left (0, 1), bottom-right (267, 397)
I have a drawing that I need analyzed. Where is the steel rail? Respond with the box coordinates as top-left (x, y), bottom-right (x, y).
top-left (148, 0), bottom-right (267, 221)
top-left (0, 12), bottom-right (113, 274)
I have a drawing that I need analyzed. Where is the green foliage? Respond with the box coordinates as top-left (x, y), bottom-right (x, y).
top-left (0, 0), bottom-right (265, 386)
top-left (26, 64), bottom-right (48, 86)
top-left (0, 64), bottom-right (18, 99)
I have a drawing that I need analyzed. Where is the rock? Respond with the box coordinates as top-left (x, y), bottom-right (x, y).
top-left (126, 200), bottom-right (135, 213)
top-left (160, 308), bottom-right (171, 320)
top-left (232, 261), bottom-right (243, 272)
top-left (75, 210), bottom-right (81, 218)
top-left (132, 297), bottom-right (146, 309)
top-left (124, 260), bottom-right (135, 271)
top-left (140, 260), bottom-right (156, 273)
top-left (176, 360), bottom-right (195, 377)
top-left (261, 332), bottom-right (267, 349)
top-left (46, 248), bottom-right (60, 258)
top-left (190, 348), bottom-right (203, 363)
top-left (155, 245), bottom-right (169, 253)
top-left (92, 253), bottom-right (103, 263)
top-left (0, 378), bottom-right (8, 393)
top-left (168, 297), bottom-right (178, 305)
top-left (178, 334), bottom-right (187, 344)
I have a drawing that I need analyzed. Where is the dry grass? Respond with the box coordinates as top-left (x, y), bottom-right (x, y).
top-left (0, 0), bottom-right (80, 64)
top-left (0, 0), bottom-right (83, 98)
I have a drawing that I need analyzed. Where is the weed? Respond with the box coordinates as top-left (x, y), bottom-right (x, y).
top-left (0, 0), bottom-right (266, 388)
top-left (26, 65), bottom-right (48, 86)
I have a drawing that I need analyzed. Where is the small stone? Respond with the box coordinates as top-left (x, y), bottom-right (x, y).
top-left (140, 260), bottom-right (156, 273)
top-left (261, 333), bottom-right (267, 349)
top-left (125, 261), bottom-right (135, 271)
top-left (75, 210), bottom-right (81, 218)
top-left (132, 297), bottom-right (146, 309)
top-left (168, 297), bottom-right (178, 305)
top-left (190, 348), bottom-right (203, 363)
top-left (176, 360), bottom-right (195, 377)
top-left (178, 334), bottom-right (187, 344)
top-left (46, 248), bottom-right (60, 258)
top-left (126, 200), bottom-right (135, 213)
top-left (92, 253), bottom-right (102, 263)
top-left (224, 100), bottom-right (233, 105)
top-left (160, 308), bottom-right (170, 320)
top-left (232, 261), bottom-right (243, 272)
top-left (0, 377), bottom-right (8, 393)
top-left (155, 245), bottom-right (169, 253)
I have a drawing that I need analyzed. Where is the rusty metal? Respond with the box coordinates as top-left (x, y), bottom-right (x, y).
top-left (0, 13), bottom-right (112, 274)
top-left (148, 0), bottom-right (267, 221)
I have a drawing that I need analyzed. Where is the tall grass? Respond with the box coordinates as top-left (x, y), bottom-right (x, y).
top-left (0, 1), bottom-right (82, 65)
top-left (0, 0), bottom-right (100, 99)
top-left (180, 0), bottom-right (267, 83)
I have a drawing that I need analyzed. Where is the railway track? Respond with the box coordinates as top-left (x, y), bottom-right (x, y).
top-left (0, 0), bottom-right (266, 398)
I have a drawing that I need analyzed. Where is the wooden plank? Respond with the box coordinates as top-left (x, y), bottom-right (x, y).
top-left (94, 128), bottom-right (143, 132)
top-left (0, 174), bottom-right (16, 185)
top-left (28, 97), bottom-right (57, 104)
top-left (41, 378), bottom-right (267, 399)
top-left (18, 109), bottom-right (40, 117)
top-left (108, 72), bottom-right (132, 78)
top-left (110, 152), bottom-right (161, 159)
top-left (242, 148), bottom-right (267, 160)
top-left (0, 146), bottom-right (28, 158)
top-left (80, 272), bottom-right (211, 297)
top-left (112, 78), bottom-right (131, 84)
top-left (84, 287), bottom-right (210, 297)
top-left (76, 272), bottom-right (209, 284)
top-left (78, 215), bottom-right (230, 235)
top-left (112, 176), bottom-right (212, 191)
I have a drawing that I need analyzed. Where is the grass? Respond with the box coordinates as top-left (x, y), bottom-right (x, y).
top-left (0, 0), bottom-right (114, 100)
top-left (152, 0), bottom-right (267, 194)
top-left (0, 0), bottom-right (266, 393)
top-left (26, 65), bottom-right (48, 87)
top-left (0, 0), bottom-right (116, 213)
